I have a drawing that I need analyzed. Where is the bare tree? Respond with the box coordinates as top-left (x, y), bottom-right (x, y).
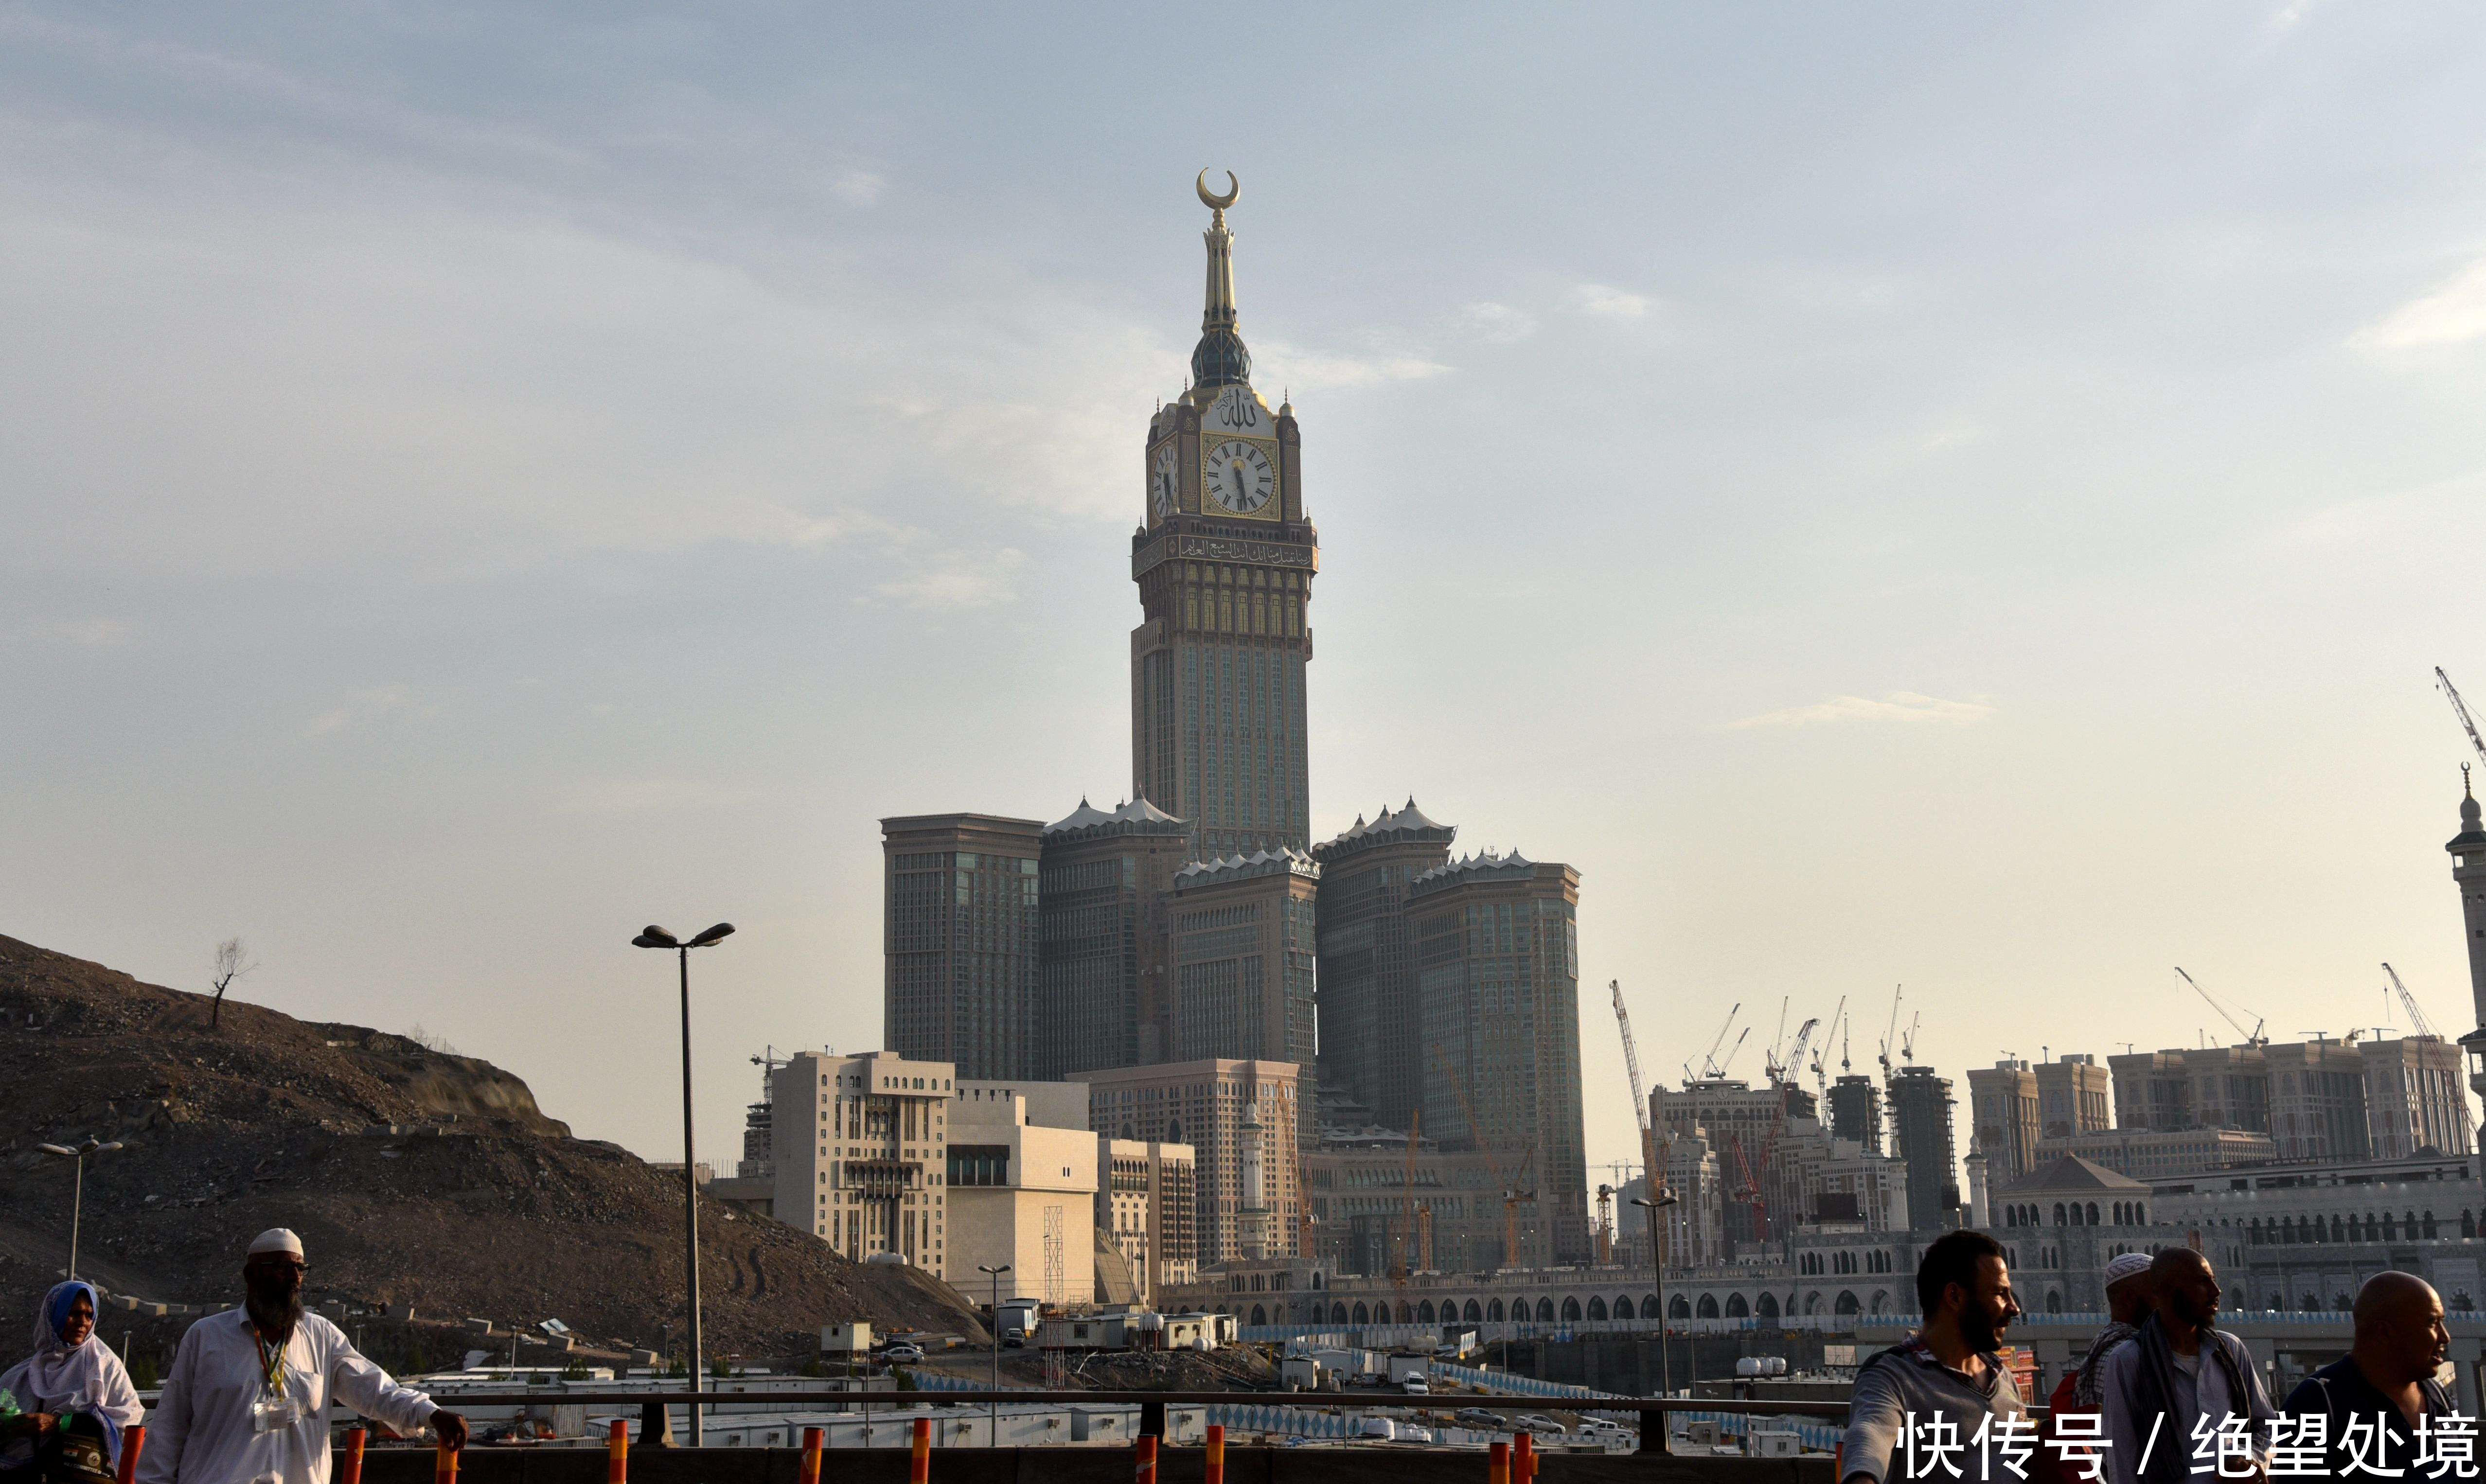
top-left (210, 937), bottom-right (256, 1029)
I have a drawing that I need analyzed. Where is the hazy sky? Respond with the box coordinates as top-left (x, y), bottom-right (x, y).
top-left (8, 4), bottom-right (2486, 1183)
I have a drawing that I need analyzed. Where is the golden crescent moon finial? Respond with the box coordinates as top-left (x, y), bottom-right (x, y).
top-left (1196, 169), bottom-right (1240, 211)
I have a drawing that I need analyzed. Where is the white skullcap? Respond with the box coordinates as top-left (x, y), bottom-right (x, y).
top-left (2104, 1252), bottom-right (2152, 1288)
top-left (248, 1228), bottom-right (305, 1259)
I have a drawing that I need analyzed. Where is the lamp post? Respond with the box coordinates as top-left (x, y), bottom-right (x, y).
top-left (38, 1138), bottom-right (123, 1281)
top-left (1630, 1187), bottom-right (1680, 1447)
top-left (632, 921), bottom-right (735, 1446)
top-left (977, 1264), bottom-right (1012, 1445)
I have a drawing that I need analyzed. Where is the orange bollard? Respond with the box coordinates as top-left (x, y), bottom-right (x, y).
top-left (434, 1440), bottom-right (458, 1484)
top-left (799, 1426), bottom-right (823, 1484)
top-left (1489, 1439), bottom-right (1510, 1484)
top-left (910, 1416), bottom-right (931, 1484)
top-left (1135, 1433), bottom-right (1157, 1484)
top-left (607, 1420), bottom-right (629, 1484)
top-left (116, 1424), bottom-right (146, 1484)
top-left (1513, 1430), bottom-right (1535, 1481)
top-left (1206, 1424), bottom-right (1225, 1484)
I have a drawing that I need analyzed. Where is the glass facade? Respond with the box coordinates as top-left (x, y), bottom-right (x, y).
top-left (882, 817), bottom-right (1043, 1079)
top-left (1408, 859), bottom-right (1588, 1266)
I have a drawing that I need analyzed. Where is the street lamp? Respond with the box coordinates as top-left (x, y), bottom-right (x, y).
top-left (977, 1264), bottom-right (1012, 1445)
top-left (38, 1138), bottom-right (123, 1281)
top-left (1630, 1187), bottom-right (1680, 1448)
top-left (633, 921), bottom-right (735, 1446)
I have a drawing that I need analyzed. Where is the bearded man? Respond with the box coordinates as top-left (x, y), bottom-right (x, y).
top-left (139, 1229), bottom-right (467, 1484)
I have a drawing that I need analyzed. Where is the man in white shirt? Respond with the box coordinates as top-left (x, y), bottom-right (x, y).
top-left (2099, 1247), bottom-right (2274, 1484)
top-left (138, 1229), bottom-right (468, 1484)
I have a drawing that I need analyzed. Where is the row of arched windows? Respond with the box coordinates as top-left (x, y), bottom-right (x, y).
top-left (1314, 1286), bottom-right (1895, 1326)
top-left (1999, 1201), bottom-right (2144, 1228)
top-left (1798, 1249), bottom-right (1894, 1275)
top-left (2243, 1210), bottom-right (2457, 1245)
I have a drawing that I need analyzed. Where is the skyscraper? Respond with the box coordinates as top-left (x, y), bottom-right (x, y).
top-left (1965, 1059), bottom-right (2039, 1183)
top-left (1410, 851), bottom-right (1589, 1265)
top-left (1829, 1075), bottom-right (1885, 1154)
top-left (1887, 1064), bottom-right (1959, 1231)
top-left (1167, 849), bottom-right (1321, 1143)
top-left (2035, 1054), bottom-right (2113, 1141)
top-left (881, 813), bottom-right (1043, 1079)
top-left (1311, 800), bottom-right (1457, 1131)
top-left (1130, 177), bottom-right (1317, 858)
top-left (1036, 797), bottom-right (1190, 1077)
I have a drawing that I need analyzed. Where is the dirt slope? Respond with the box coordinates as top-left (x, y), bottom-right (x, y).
top-left (0, 933), bottom-right (983, 1360)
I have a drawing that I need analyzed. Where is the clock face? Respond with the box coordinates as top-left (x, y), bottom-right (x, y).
top-left (1149, 443), bottom-right (1180, 520)
top-left (1204, 439), bottom-right (1277, 514)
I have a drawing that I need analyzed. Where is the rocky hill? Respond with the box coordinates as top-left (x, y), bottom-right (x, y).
top-left (0, 933), bottom-right (984, 1363)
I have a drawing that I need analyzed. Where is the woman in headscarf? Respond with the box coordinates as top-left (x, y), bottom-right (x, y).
top-left (0, 1281), bottom-right (146, 1480)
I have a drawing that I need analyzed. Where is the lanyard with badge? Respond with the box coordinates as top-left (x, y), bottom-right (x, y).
top-left (250, 1327), bottom-right (303, 1434)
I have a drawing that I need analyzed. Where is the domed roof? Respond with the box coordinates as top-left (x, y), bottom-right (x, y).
top-left (1191, 330), bottom-right (1251, 390)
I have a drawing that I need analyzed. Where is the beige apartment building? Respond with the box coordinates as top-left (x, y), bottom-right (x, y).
top-left (946, 1086), bottom-right (1098, 1308)
top-left (1099, 1138), bottom-right (1198, 1304)
top-left (1075, 1059), bottom-right (1301, 1263)
top-left (770, 1050), bottom-right (955, 1277)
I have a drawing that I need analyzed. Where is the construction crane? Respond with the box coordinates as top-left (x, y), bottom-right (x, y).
top-left (1610, 981), bottom-right (1667, 1269)
top-left (2438, 669), bottom-right (2486, 768)
top-left (2175, 967), bottom-right (2267, 1046)
top-left (1810, 996), bottom-right (1847, 1095)
top-left (2382, 963), bottom-right (2479, 1151)
top-left (2383, 963), bottom-right (2441, 1040)
top-left (1779, 1017), bottom-right (1821, 1090)
top-left (1392, 1106), bottom-right (1422, 1282)
top-left (1690, 1002), bottom-right (1742, 1080)
top-left (1877, 986), bottom-right (1903, 1078)
top-left (1715, 1025), bottom-right (1754, 1078)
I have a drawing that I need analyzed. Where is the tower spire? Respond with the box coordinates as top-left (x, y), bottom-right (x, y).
top-left (1191, 170), bottom-right (1251, 390)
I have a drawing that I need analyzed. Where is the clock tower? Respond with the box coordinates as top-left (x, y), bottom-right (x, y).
top-left (1132, 173), bottom-right (1317, 857)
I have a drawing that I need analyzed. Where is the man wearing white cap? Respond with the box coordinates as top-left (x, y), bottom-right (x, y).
top-left (139, 1229), bottom-right (467, 1484)
top-left (2070, 1252), bottom-right (2156, 1409)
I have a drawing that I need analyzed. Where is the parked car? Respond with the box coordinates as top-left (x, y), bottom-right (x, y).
top-left (882, 1343), bottom-right (925, 1363)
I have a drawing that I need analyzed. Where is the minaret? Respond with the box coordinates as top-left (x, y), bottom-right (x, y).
top-left (2449, 768), bottom-right (2486, 1174)
top-left (1239, 1099), bottom-right (1270, 1259)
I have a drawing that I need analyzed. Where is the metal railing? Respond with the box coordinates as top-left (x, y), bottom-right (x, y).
top-left (405, 1388), bottom-right (1851, 1454)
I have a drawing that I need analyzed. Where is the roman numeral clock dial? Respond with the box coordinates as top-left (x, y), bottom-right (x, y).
top-left (1204, 438), bottom-right (1276, 514)
top-left (1150, 442), bottom-right (1180, 520)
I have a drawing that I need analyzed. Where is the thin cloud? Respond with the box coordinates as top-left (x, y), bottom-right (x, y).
top-left (829, 170), bottom-right (886, 207)
top-left (1728, 691), bottom-right (1995, 729)
top-left (1574, 283), bottom-right (1651, 319)
top-left (307, 685), bottom-right (415, 736)
top-left (2354, 257), bottom-right (2486, 351)
top-left (1456, 302), bottom-right (1539, 344)
top-left (30, 618), bottom-right (138, 647)
top-left (1255, 341), bottom-right (1452, 390)
top-left (560, 777), bottom-right (752, 813)
top-left (874, 548), bottom-right (1027, 610)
